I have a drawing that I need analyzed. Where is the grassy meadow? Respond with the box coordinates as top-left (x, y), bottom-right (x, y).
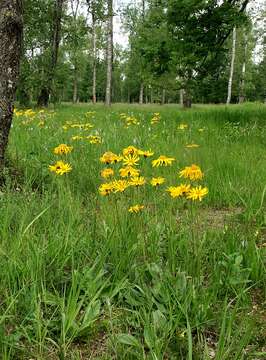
top-left (0, 103), bottom-right (265, 359)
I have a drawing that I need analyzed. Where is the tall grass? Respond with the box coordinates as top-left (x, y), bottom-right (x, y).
top-left (0, 103), bottom-right (265, 359)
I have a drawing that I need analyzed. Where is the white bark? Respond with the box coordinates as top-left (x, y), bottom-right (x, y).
top-left (105, 0), bottom-right (113, 106)
top-left (180, 89), bottom-right (184, 107)
top-left (226, 27), bottom-right (237, 105)
top-left (239, 32), bottom-right (248, 103)
top-left (139, 83), bottom-right (144, 104)
top-left (92, 9), bottom-right (97, 104)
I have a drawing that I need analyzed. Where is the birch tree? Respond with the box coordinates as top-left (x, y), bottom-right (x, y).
top-left (105, 0), bottom-right (113, 106)
top-left (0, 0), bottom-right (23, 174)
top-left (227, 27), bottom-right (237, 104)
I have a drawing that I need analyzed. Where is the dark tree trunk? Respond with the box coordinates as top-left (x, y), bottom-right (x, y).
top-left (0, 0), bottom-right (23, 174)
top-left (37, 0), bottom-right (64, 107)
top-left (183, 91), bottom-right (192, 108)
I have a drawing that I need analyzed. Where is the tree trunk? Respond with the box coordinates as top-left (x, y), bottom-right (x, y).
top-left (73, 64), bottom-right (78, 103)
top-left (92, 10), bottom-right (97, 104)
top-left (180, 89), bottom-right (184, 107)
top-left (226, 26), bottom-right (236, 105)
top-left (239, 32), bottom-right (248, 103)
top-left (105, 0), bottom-right (113, 106)
top-left (161, 88), bottom-right (166, 105)
top-left (37, 0), bottom-right (64, 107)
top-left (0, 0), bottom-right (23, 173)
top-left (183, 87), bottom-right (192, 108)
top-left (139, 83), bottom-right (144, 105)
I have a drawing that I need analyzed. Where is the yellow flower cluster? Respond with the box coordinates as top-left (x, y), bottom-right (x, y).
top-left (151, 112), bottom-right (160, 124)
top-left (54, 144), bottom-right (73, 155)
top-left (100, 152), bottom-right (122, 164)
top-left (167, 164), bottom-right (208, 201)
top-left (98, 145), bottom-right (176, 197)
top-left (120, 113), bottom-right (140, 127)
top-left (128, 204), bottom-right (144, 213)
top-left (87, 135), bottom-right (101, 144)
top-left (50, 143), bottom-right (73, 175)
top-left (63, 122), bottom-right (94, 131)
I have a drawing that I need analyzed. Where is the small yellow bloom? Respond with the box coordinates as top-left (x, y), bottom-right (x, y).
top-left (128, 204), bottom-right (144, 213)
top-left (151, 113), bottom-right (160, 124)
top-left (150, 177), bottom-right (165, 186)
top-left (129, 176), bottom-right (146, 187)
top-left (122, 146), bottom-right (139, 156)
top-left (53, 144), bottom-right (73, 155)
top-left (123, 154), bottom-right (139, 166)
top-left (100, 151), bottom-right (122, 164)
top-left (138, 150), bottom-right (154, 158)
top-left (99, 182), bottom-right (113, 196)
top-left (38, 120), bottom-right (45, 127)
top-left (101, 168), bottom-right (114, 179)
top-left (49, 161), bottom-right (72, 175)
top-left (112, 180), bottom-right (129, 193)
top-left (177, 123), bottom-right (188, 130)
top-left (179, 164), bottom-right (203, 181)
top-left (152, 155), bottom-right (175, 167)
top-left (119, 166), bottom-right (140, 178)
top-left (185, 144), bottom-right (199, 148)
top-left (186, 186), bottom-right (208, 201)
top-left (87, 135), bottom-right (101, 144)
top-left (71, 135), bottom-right (83, 140)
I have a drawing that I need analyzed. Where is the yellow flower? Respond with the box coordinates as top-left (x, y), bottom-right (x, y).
top-left (122, 146), bottom-right (139, 156)
top-left (152, 155), bottom-right (175, 167)
top-left (119, 166), bottom-right (140, 178)
top-left (49, 161), bottom-right (72, 175)
top-left (71, 135), bottom-right (83, 140)
top-left (101, 168), bottom-right (114, 179)
top-left (179, 164), bottom-right (204, 181)
top-left (128, 204), bottom-right (144, 213)
top-left (150, 177), bottom-right (165, 186)
top-left (186, 186), bottom-right (208, 201)
top-left (167, 184), bottom-right (191, 198)
top-left (99, 182), bottom-right (113, 196)
top-left (185, 144), bottom-right (199, 148)
top-left (38, 120), bottom-right (45, 127)
top-left (112, 180), bottom-right (129, 193)
top-left (129, 176), bottom-right (146, 186)
top-left (53, 144), bottom-right (73, 155)
top-left (138, 150), bottom-right (154, 158)
top-left (151, 113), bottom-right (160, 124)
top-left (100, 151), bottom-right (122, 164)
top-left (24, 109), bottom-right (35, 117)
top-left (125, 116), bottom-right (139, 126)
top-left (178, 123), bottom-right (188, 130)
top-left (123, 154), bottom-right (139, 166)
top-left (87, 135), bottom-right (102, 144)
